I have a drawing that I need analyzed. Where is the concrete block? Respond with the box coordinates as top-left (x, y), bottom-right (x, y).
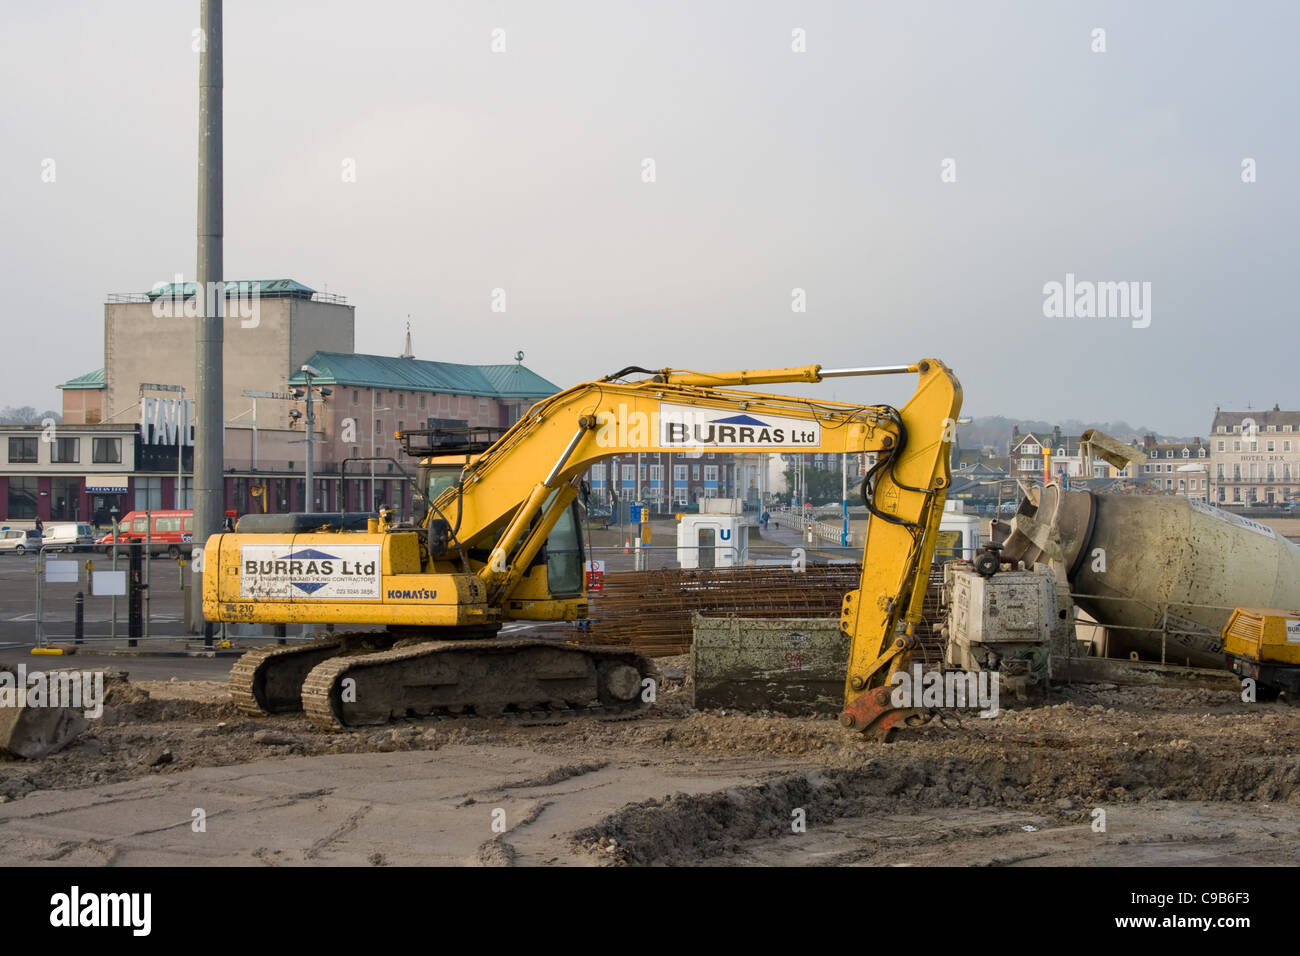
top-left (691, 614), bottom-right (847, 715)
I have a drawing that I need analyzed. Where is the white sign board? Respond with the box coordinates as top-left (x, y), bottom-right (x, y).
top-left (658, 402), bottom-right (822, 450)
top-left (44, 560), bottom-right (79, 583)
top-left (1287, 620), bottom-right (1300, 645)
top-left (240, 544), bottom-right (381, 600)
top-left (92, 570), bottom-right (127, 596)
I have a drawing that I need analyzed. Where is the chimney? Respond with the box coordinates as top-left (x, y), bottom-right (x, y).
top-left (1052, 424), bottom-right (1062, 448)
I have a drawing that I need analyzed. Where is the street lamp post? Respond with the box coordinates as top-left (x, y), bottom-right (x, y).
top-left (109, 504), bottom-right (119, 640)
top-left (291, 365), bottom-right (332, 514)
top-left (371, 400), bottom-right (393, 512)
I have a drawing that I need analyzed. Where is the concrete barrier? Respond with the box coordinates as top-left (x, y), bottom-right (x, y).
top-left (691, 614), bottom-right (847, 715)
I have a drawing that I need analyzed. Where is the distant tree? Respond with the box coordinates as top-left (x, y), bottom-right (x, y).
top-left (783, 466), bottom-right (845, 505)
top-left (0, 406), bottom-right (63, 425)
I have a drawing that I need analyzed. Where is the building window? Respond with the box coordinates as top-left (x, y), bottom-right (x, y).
top-left (1181, 448), bottom-right (1189, 458)
top-left (1217, 464), bottom-right (1224, 479)
top-left (621, 465), bottom-right (634, 482)
top-left (704, 465), bottom-right (718, 481)
top-left (352, 390), bottom-right (359, 404)
top-left (673, 464), bottom-right (688, 481)
top-left (92, 437), bottom-right (122, 463)
top-left (590, 463), bottom-right (605, 481)
top-left (1166, 479), bottom-right (1173, 490)
top-left (50, 437), bottom-right (79, 463)
top-left (649, 465), bottom-right (663, 481)
top-left (7, 476), bottom-right (37, 518)
top-left (8, 436), bottom-right (37, 463)
top-left (397, 393), bottom-right (405, 408)
top-left (419, 395), bottom-right (426, 409)
top-left (1267, 440), bottom-right (1276, 452)
top-left (692, 464), bottom-right (700, 480)
top-left (376, 419), bottom-right (383, 435)
top-left (1217, 440), bottom-right (1224, 452)
top-left (1233, 440), bottom-right (1241, 452)
top-left (134, 476), bottom-right (163, 511)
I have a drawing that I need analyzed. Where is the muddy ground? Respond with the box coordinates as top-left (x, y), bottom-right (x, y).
top-left (1, 657), bottom-right (1297, 865)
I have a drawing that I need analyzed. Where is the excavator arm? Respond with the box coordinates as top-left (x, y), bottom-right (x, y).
top-left (422, 359), bottom-right (962, 734)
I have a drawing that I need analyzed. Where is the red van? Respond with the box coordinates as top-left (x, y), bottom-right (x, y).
top-left (96, 510), bottom-right (193, 558)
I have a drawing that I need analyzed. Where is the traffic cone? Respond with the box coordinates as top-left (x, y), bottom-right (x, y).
top-left (624, 539), bottom-right (631, 553)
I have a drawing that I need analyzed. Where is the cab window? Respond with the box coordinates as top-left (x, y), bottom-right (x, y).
top-left (132, 518), bottom-right (148, 533)
top-left (546, 505), bottom-right (584, 596)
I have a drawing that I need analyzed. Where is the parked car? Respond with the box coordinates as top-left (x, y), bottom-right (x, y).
top-left (96, 510), bottom-right (193, 558)
top-left (42, 522), bottom-right (96, 552)
top-left (0, 528), bottom-right (42, 555)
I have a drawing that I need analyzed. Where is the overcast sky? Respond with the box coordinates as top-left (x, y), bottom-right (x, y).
top-left (3, 0), bottom-right (1296, 435)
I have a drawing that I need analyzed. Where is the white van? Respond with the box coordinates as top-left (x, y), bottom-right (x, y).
top-left (42, 522), bottom-right (95, 552)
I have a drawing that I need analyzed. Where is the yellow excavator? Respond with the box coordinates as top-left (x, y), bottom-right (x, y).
top-left (206, 359), bottom-right (962, 739)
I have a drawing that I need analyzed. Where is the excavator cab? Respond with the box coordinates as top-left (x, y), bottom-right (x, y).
top-left (412, 455), bottom-right (472, 528)
top-left (415, 455), bottom-right (585, 599)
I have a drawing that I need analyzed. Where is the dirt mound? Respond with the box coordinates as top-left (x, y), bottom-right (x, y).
top-left (576, 748), bottom-right (1300, 865)
top-left (102, 679), bottom-right (237, 724)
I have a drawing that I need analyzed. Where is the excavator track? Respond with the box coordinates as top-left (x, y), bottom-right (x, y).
top-left (228, 637), bottom-right (350, 716)
top-left (300, 635), bottom-right (654, 731)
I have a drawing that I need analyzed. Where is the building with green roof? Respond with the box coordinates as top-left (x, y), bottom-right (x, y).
top-left (35, 281), bottom-right (565, 519)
